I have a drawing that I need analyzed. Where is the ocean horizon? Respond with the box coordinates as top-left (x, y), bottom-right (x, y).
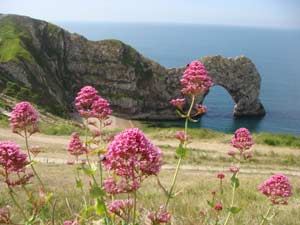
top-left (57, 22), bottom-right (300, 135)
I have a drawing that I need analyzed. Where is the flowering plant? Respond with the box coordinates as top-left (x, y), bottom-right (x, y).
top-left (0, 61), bottom-right (294, 224)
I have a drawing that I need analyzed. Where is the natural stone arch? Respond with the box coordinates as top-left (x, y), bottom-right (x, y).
top-left (201, 56), bottom-right (266, 117)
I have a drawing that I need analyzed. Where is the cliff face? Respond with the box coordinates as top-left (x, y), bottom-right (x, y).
top-left (0, 14), bottom-right (265, 119)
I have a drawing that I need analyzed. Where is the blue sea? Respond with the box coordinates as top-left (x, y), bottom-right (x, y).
top-left (57, 22), bottom-right (300, 135)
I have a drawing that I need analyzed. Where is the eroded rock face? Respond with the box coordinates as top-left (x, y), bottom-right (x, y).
top-left (202, 56), bottom-right (265, 116)
top-left (0, 14), bottom-right (265, 119)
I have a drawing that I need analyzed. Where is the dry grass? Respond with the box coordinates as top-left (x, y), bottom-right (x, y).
top-left (1, 164), bottom-right (299, 224)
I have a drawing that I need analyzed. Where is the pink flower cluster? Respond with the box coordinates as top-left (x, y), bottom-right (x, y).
top-left (229, 128), bottom-right (254, 159)
top-left (0, 141), bottom-right (32, 186)
top-left (195, 104), bottom-right (207, 115)
top-left (175, 131), bottom-right (187, 143)
top-left (75, 86), bottom-right (112, 120)
top-left (180, 60), bottom-right (213, 96)
top-left (214, 202), bottom-right (223, 211)
top-left (103, 128), bottom-right (162, 193)
top-left (170, 98), bottom-right (185, 110)
top-left (217, 172), bottom-right (225, 179)
top-left (9, 101), bottom-right (39, 135)
top-left (258, 173), bottom-right (292, 205)
top-left (103, 177), bottom-right (140, 194)
top-left (148, 206), bottom-right (171, 224)
top-left (91, 97), bottom-right (112, 120)
top-left (0, 206), bottom-right (10, 224)
top-left (108, 199), bottom-right (133, 217)
top-left (67, 132), bottom-right (87, 157)
top-left (63, 220), bottom-right (78, 225)
top-left (0, 141), bottom-right (28, 173)
top-left (231, 128), bottom-right (254, 150)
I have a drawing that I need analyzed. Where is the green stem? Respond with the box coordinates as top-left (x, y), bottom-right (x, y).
top-left (259, 206), bottom-right (272, 225)
top-left (24, 129), bottom-right (45, 189)
top-left (8, 188), bottom-right (28, 221)
top-left (84, 119), bottom-right (109, 225)
top-left (223, 171), bottom-right (239, 225)
top-left (98, 120), bottom-right (103, 187)
top-left (133, 191), bottom-right (137, 225)
top-left (164, 95), bottom-right (195, 208)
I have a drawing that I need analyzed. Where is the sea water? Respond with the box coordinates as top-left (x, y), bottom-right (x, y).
top-left (57, 22), bottom-right (300, 135)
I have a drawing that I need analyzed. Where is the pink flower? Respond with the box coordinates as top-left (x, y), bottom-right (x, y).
top-left (9, 101), bottom-right (39, 135)
top-left (91, 96), bottom-right (112, 120)
top-left (148, 206), bottom-right (171, 224)
top-left (227, 149), bottom-right (236, 157)
top-left (108, 199), bottom-right (133, 216)
top-left (104, 128), bottom-right (162, 178)
top-left (229, 165), bottom-right (239, 174)
top-left (63, 220), bottom-right (78, 225)
top-left (0, 141), bottom-right (28, 173)
top-left (103, 177), bottom-right (140, 194)
top-left (195, 104), bottom-right (207, 115)
top-left (0, 141), bottom-right (32, 186)
top-left (75, 86), bottom-right (99, 118)
top-left (0, 206), bottom-right (10, 224)
top-left (67, 133), bottom-right (87, 157)
top-left (259, 174), bottom-right (292, 205)
top-left (175, 131), bottom-right (187, 143)
top-left (231, 128), bottom-right (254, 151)
top-left (180, 60), bottom-right (213, 96)
top-left (170, 98), bottom-right (185, 110)
top-left (214, 202), bottom-right (223, 211)
top-left (217, 172), bottom-right (225, 179)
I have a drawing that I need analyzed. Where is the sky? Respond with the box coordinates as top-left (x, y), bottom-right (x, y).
top-left (1, 0), bottom-right (300, 28)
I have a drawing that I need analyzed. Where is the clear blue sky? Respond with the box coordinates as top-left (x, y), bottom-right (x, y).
top-left (1, 0), bottom-right (300, 28)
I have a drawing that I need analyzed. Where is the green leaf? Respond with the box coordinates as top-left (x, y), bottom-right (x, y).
top-left (207, 200), bottom-right (214, 208)
top-left (176, 143), bottom-right (188, 158)
top-left (94, 198), bottom-right (106, 216)
top-left (228, 207), bottom-right (242, 214)
top-left (82, 164), bottom-right (97, 176)
top-left (231, 174), bottom-right (240, 188)
top-left (90, 185), bottom-right (104, 198)
top-left (81, 206), bottom-right (95, 218)
top-left (176, 109), bottom-right (187, 118)
top-left (76, 178), bottom-right (83, 189)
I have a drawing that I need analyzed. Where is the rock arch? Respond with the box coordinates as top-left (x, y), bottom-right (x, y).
top-left (201, 56), bottom-right (266, 117)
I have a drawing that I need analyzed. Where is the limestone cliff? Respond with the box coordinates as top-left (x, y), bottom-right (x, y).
top-left (0, 14), bottom-right (265, 119)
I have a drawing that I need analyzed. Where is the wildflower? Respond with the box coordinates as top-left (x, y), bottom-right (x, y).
top-left (148, 206), bottom-right (171, 224)
top-left (91, 96), bottom-right (112, 120)
top-left (229, 166), bottom-right (239, 174)
top-left (170, 98), bottom-right (185, 110)
top-left (75, 86), bottom-right (99, 118)
top-left (259, 174), bottom-right (292, 205)
top-left (195, 104), bottom-right (207, 115)
top-left (67, 132), bottom-right (87, 157)
top-left (180, 60), bottom-right (213, 96)
top-left (103, 177), bottom-right (140, 195)
top-left (0, 141), bottom-right (28, 173)
top-left (214, 202), bottom-right (223, 211)
top-left (227, 149), bottom-right (236, 157)
top-left (9, 101), bottom-right (39, 135)
top-left (63, 220), bottom-right (78, 225)
top-left (104, 128), bottom-right (162, 179)
top-left (231, 128), bottom-right (254, 151)
top-left (0, 206), bottom-right (10, 224)
top-left (175, 131), bottom-right (187, 143)
top-left (108, 199), bottom-right (133, 217)
top-left (217, 172), bottom-right (225, 180)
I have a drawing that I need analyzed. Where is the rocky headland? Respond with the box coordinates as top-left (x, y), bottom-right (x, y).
top-left (0, 14), bottom-right (265, 119)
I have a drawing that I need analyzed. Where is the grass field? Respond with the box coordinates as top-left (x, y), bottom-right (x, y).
top-left (0, 164), bottom-right (299, 225)
top-left (0, 123), bottom-right (299, 224)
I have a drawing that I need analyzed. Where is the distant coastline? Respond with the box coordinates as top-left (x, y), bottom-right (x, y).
top-left (57, 22), bottom-right (300, 135)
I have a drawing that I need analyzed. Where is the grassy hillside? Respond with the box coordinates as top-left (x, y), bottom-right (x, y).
top-left (0, 17), bottom-right (33, 62)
